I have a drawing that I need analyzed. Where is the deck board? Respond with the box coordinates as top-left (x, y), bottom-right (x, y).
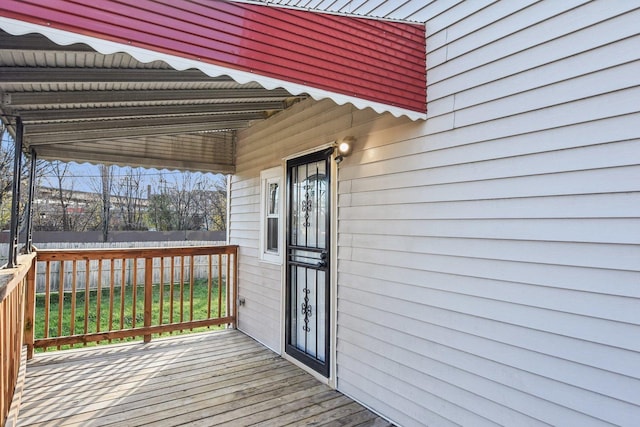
top-left (17, 330), bottom-right (393, 426)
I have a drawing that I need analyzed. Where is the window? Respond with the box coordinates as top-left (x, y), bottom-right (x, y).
top-left (260, 167), bottom-right (282, 264)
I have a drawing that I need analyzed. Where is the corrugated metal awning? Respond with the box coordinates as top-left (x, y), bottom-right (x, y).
top-left (0, 0), bottom-right (426, 173)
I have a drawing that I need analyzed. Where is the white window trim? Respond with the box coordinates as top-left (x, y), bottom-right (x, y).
top-left (259, 166), bottom-right (283, 264)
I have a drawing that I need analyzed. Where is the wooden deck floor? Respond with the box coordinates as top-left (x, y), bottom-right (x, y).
top-left (17, 330), bottom-right (392, 426)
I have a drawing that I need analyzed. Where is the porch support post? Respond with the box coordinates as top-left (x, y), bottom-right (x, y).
top-left (6, 117), bottom-right (23, 269)
top-left (24, 148), bottom-right (37, 254)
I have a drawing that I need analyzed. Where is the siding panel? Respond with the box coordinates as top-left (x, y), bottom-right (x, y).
top-left (339, 265), bottom-right (640, 378)
top-left (337, 367), bottom-right (460, 427)
top-left (451, 36), bottom-right (640, 110)
top-left (340, 193), bottom-right (640, 219)
top-left (338, 313), bottom-right (635, 427)
top-left (346, 167), bottom-right (640, 204)
top-left (435, 1), bottom-right (634, 69)
top-left (345, 234), bottom-right (640, 272)
top-left (428, 9), bottom-right (640, 99)
top-left (426, 0), bottom-right (536, 42)
top-left (338, 327), bottom-right (605, 427)
top-left (349, 139), bottom-right (640, 183)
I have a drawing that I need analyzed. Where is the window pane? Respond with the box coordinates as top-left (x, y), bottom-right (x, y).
top-left (268, 182), bottom-right (279, 215)
top-left (267, 218), bottom-right (278, 252)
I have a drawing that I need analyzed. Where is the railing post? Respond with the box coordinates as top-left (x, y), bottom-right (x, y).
top-left (143, 257), bottom-right (153, 343)
top-left (24, 256), bottom-right (36, 360)
top-left (233, 248), bottom-right (238, 329)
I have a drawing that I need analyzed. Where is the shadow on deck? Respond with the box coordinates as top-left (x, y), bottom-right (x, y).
top-left (17, 330), bottom-right (392, 426)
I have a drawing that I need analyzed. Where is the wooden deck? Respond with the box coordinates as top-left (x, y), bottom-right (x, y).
top-left (16, 330), bottom-right (392, 426)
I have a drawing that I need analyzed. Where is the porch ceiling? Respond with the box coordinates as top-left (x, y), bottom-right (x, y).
top-left (0, 30), bottom-right (303, 174)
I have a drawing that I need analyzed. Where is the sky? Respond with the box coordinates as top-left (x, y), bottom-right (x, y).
top-left (2, 127), bottom-right (224, 195)
top-left (40, 163), bottom-right (224, 195)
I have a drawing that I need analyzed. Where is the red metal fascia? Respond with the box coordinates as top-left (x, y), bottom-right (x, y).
top-left (194, 1), bottom-right (425, 96)
top-left (90, 0), bottom-right (425, 92)
top-left (185, 1), bottom-right (425, 82)
top-left (189, 0), bottom-right (427, 110)
top-left (0, 0), bottom-right (426, 113)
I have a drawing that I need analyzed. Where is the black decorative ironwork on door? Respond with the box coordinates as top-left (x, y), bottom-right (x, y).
top-left (285, 149), bottom-right (331, 377)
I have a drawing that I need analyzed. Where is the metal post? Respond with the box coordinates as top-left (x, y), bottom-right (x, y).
top-left (24, 147), bottom-right (37, 254)
top-left (7, 117), bottom-right (23, 268)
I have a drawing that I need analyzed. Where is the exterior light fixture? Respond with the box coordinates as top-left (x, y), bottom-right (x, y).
top-left (335, 137), bottom-right (355, 164)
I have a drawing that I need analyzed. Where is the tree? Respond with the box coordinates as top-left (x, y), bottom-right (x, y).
top-left (38, 161), bottom-right (100, 232)
top-left (148, 173), bottom-right (197, 230)
top-left (111, 167), bottom-right (147, 231)
top-left (148, 191), bottom-right (173, 231)
top-left (148, 172), bottom-right (227, 231)
top-left (88, 164), bottom-right (115, 241)
top-left (0, 127), bottom-right (17, 228)
top-left (100, 165), bottom-right (113, 241)
top-left (193, 175), bottom-right (227, 231)
top-left (52, 162), bottom-right (72, 231)
top-left (0, 125), bottom-right (50, 230)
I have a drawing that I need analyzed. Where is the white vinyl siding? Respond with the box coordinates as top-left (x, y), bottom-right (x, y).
top-left (334, 1), bottom-right (640, 426)
top-left (229, 0), bottom-right (640, 425)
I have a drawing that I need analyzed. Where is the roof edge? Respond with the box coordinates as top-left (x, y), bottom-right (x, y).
top-left (232, 0), bottom-right (425, 24)
top-left (0, 17), bottom-right (426, 121)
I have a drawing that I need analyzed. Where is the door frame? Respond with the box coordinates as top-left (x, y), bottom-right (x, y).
top-left (280, 143), bottom-right (338, 386)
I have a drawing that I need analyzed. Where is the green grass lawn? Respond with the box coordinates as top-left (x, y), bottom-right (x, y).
top-left (34, 278), bottom-right (227, 351)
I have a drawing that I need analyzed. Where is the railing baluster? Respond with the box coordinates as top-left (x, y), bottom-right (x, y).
top-left (169, 256), bottom-right (175, 333)
top-left (179, 256), bottom-right (185, 327)
top-left (218, 254), bottom-right (223, 320)
top-left (109, 259), bottom-right (115, 342)
top-left (57, 261), bottom-right (64, 350)
top-left (159, 257), bottom-right (164, 333)
top-left (84, 260), bottom-right (90, 343)
top-left (132, 258), bottom-right (137, 329)
top-left (189, 255), bottom-right (194, 330)
top-left (43, 261), bottom-right (50, 343)
top-left (70, 260), bottom-right (77, 339)
top-left (207, 254), bottom-right (212, 320)
top-left (96, 260), bottom-right (103, 339)
top-left (119, 258), bottom-right (125, 332)
top-left (144, 257), bottom-right (152, 343)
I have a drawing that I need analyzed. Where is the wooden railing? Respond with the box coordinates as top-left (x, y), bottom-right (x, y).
top-left (1, 253), bottom-right (36, 427)
top-left (26, 245), bottom-right (238, 355)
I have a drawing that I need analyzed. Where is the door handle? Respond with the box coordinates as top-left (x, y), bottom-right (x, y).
top-left (317, 251), bottom-right (327, 268)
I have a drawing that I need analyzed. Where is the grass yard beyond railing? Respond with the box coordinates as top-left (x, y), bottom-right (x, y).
top-left (34, 279), bottom-right (227, 350)
top-left (26, 245), bottom-right (238, 356)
